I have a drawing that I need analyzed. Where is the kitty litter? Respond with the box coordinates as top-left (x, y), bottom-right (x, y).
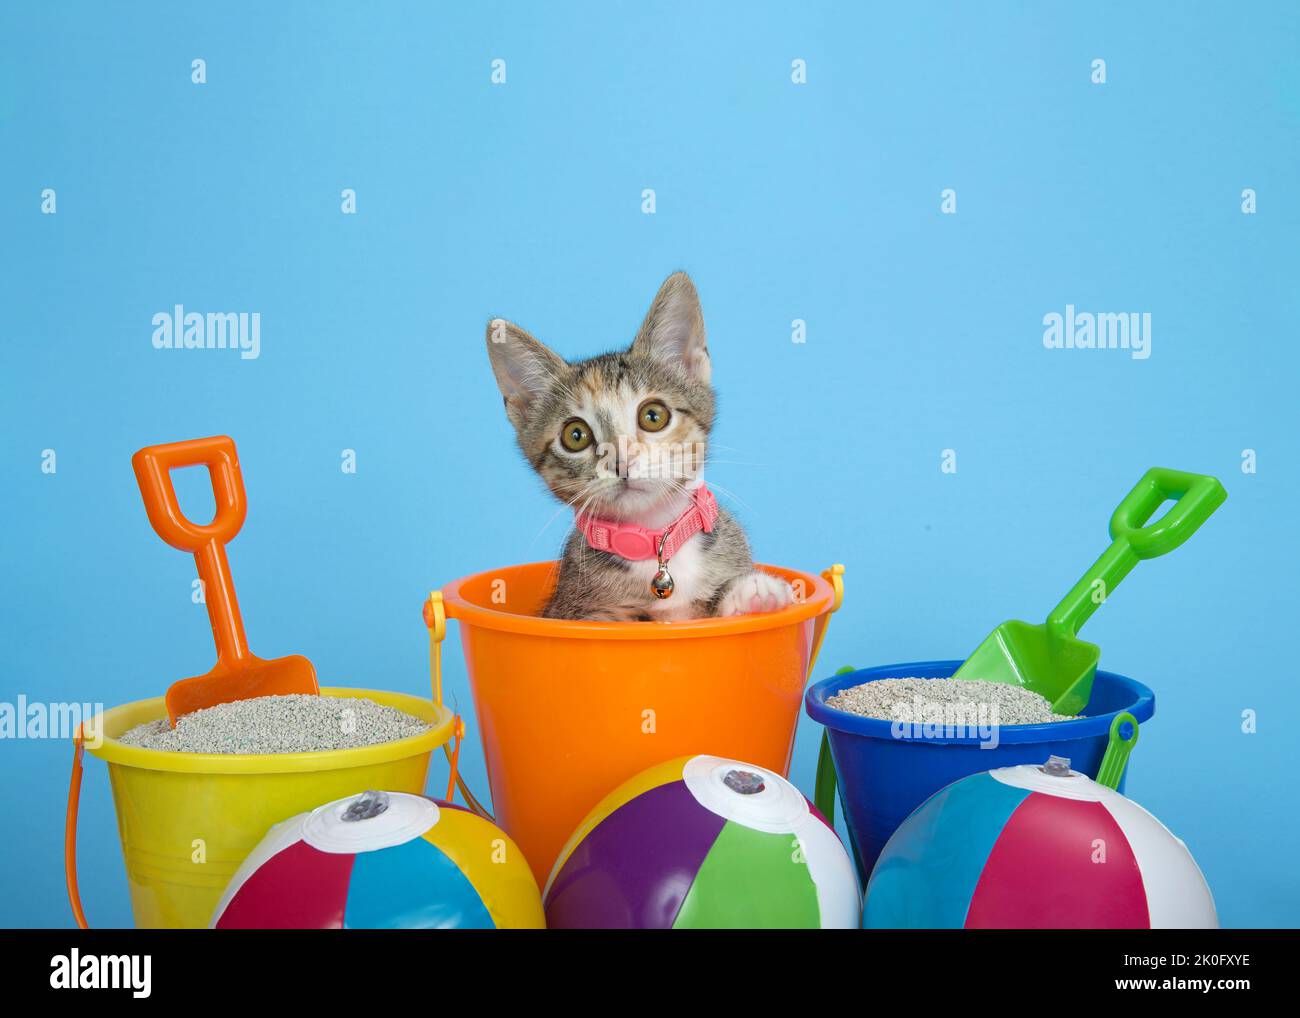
top-left (119, 694), bottom-right (431, 754)
top-left (826, 677), bottom-right (1078, 727)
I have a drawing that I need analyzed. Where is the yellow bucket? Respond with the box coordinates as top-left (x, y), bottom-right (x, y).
top-left (66, 687), bottom-right (456, 929)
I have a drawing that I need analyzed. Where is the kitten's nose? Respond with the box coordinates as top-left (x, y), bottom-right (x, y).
top-left (621, 440), bottom-right (648, 480)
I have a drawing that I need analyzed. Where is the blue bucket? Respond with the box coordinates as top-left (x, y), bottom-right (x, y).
top-left (804, 660), bottom-right (1155, 882)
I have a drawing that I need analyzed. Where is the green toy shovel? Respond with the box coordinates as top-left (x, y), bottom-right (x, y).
top-left (952, 467), bottom-right (1226, 716)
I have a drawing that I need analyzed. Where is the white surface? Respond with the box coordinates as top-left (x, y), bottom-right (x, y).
top-left (989, 760), bottom-right (1109, 801)
top-left (301, 791), bottom-right (438, 855)
top-left (682, 755), bottom-right (809, 833)
top-left (792, 809), bottom-right (862, 928)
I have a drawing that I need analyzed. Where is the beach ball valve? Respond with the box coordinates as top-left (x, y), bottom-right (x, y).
top-left (1041, 755), bottom-right (1072, 777)
top-left (544, 754), bottom-right (860, 928)
top-left (211, 790), bottom-right (545, 929)
top-left (863, 756), bottom-right (1217, 929)
top-left (724, 768), bottom-right (765, 794)
top-left (342, 789), bottom-right (390, 822)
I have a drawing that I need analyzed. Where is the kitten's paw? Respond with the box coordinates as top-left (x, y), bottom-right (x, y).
top-left (719, 571), bottom-right (795, 616)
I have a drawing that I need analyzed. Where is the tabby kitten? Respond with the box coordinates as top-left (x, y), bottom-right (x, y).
top-left (486, 271), bottom-right (794, 621)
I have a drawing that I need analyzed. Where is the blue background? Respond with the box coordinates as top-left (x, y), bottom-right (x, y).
top-left (2, 1), bottom-right (1297, 928)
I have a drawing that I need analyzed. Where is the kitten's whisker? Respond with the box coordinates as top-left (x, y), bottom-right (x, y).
top-left (528, 483), bottom-right (599, 548)
top-left (699, 479), bottom-right (753, 513)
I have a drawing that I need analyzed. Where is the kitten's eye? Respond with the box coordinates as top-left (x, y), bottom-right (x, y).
top-left (559, 418), bottom-right (593, 452)
top-left (638, 400), bottom-right (671, 433)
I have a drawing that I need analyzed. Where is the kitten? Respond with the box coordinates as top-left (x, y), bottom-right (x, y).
top-left (486, 271), bottom-right (794, 621)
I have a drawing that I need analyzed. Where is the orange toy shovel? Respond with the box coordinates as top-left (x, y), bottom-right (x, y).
top-left (132, 435), bottom-right (319, 725)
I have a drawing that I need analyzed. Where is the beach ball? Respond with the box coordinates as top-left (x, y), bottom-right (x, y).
top-left (543, 754), bottom-right (860, 928)
top-left (864, 757), bottom-right (1217, 929)
top-left (211, 790), bottom-right (544, 928)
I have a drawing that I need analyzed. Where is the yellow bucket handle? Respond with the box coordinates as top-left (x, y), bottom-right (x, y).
top-left (425, 591), bottom-right (493, 819)
top-left (805, 563), bottom-right (845, 683)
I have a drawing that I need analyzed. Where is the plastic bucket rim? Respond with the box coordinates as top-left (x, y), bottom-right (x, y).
top-left (442, 559), bottom-right (835, 640)
top-left (804, 660), bottom-right (1155, 746)
top-left (82, 686), bottom-right (455, 774)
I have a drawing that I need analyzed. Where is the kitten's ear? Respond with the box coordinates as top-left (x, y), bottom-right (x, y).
top-left (485, 318), bottom-right (568, 428)
top-left (630, 271), bottom-right (711, 383)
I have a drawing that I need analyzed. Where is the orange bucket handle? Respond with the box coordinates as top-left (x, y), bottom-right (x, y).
top-left (443, 715), bottom-right (467, 802)
top-left (424, 591), bottom-right (491, 818)
top-left (65, 730), bottom-right (89, 929)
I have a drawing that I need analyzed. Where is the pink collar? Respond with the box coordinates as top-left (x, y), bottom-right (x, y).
top-left (576, 484), bottom-right (719, 562)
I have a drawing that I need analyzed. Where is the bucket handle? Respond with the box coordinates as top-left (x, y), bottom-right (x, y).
top-left (424, 591), bottom-right (493, 819)
top-left (806, 564), bottom-right (845, 684)
top-left (1095, 712), bottom-right (1139, 790)
top-left (807, 569), bottom-right (847, 826)
top-left (813, 665), bottom-right (859, 825)
top-left (65, 730), bottom-right (89, 929)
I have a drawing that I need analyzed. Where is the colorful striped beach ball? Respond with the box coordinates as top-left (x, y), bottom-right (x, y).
top-left (544, 754), bottom-right (860, 928)
top-left (864, 758), bottom-right (1217, 929)
top-left (211, 790), bottom-right (544, 929)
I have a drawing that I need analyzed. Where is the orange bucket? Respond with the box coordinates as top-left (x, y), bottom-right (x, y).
top-left (426, 561), bottom-right (844, 883)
